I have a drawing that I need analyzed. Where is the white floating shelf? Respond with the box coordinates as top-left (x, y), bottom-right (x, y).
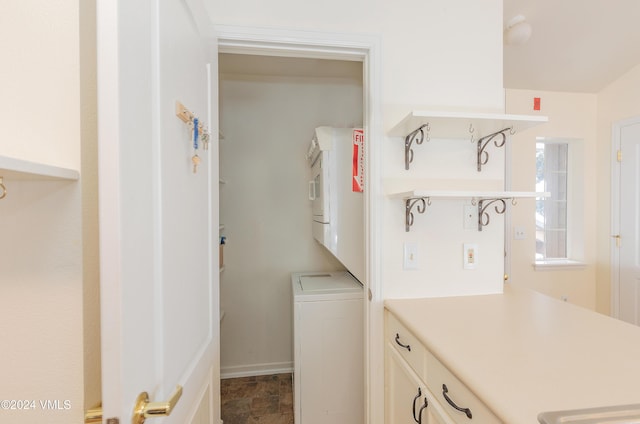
top-left (389, 190), bottom-right (548, 200)
top-left (0, 156), bottom-right (80, 181)
top-left (388, 110), bottom-right (548, 139)
top-left (390, 190), bottom-right (549, 232)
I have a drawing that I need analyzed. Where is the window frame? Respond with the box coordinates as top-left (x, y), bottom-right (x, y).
top-left (533, 137), bottom-right (586, 270)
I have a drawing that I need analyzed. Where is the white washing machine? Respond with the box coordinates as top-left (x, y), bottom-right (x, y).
top-left (292, 271), bottom-right (364, 424)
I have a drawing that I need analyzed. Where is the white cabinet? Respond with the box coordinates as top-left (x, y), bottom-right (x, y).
top-left (385, 310), bottom-right (501, 424)
top-left (425, 351), bottom-right (500, 424)
top-left (386, 345), bottom-right (430, 423)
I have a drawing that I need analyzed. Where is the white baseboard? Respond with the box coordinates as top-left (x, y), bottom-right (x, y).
top-left (220, 361), bottom-right (293, 380)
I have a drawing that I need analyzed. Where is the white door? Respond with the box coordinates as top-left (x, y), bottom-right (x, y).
top-left (613, 117), bottom-right (640, 325)
top-left (97, 0), bottom-right (220, 422)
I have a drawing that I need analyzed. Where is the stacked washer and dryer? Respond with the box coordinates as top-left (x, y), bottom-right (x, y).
top-left (292, 127), bottom-right (365, 423)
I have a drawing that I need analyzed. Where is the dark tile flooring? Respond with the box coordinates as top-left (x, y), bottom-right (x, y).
top-left (221, 373), bottom-right (294, 424)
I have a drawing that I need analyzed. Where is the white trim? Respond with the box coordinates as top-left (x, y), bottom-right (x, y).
top-left (504, 134), bottom-right (512, 282)
top-left (213, 26), bottom-right (384, 424)
top-left (362, 34), bottom-right (384, 424)
top-left (611, 121), bottom-right (622, 319)
top-left (215, 24), bottom-right (375, 60)
top-left (96, 0), bottom-right (123, 418)
top-left (220, 362), bottom-right (294, 379)
top-left (610, 116), bottom-right (640, 318)
top-left (533, 260), bottom-right (587, 271)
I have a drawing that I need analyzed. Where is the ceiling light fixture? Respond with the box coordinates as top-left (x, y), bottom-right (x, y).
top-left (504, 15), bottom-right (532, 45)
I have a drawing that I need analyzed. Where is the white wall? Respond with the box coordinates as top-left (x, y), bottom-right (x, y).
top-left (0, 1), bottom-right (84, 422)
top-left (208, 0), bottom-right (504, 119)
top-left (209, 0), bottom-right (506, 300)
top-left (0, 1), bottom-right (80, 169)
top-left (596, 64), bottom-right (640, 314)
top-left (505, 89), bottom-right (598, 309)
top-left (219, 70), bottom-right (363, 376)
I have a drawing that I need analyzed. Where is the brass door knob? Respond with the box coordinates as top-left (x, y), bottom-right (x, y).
top-left (132, 385), bottom-right (183, 424)
top-left (84, 404), bottom-right (102, 423)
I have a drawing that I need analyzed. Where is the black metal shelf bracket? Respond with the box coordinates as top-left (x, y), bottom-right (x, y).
top-left (477, 127), bottom-right (513, 172)
top-left (405, 197), bottom-right (431, 232)
top-left (404, 124), bottom-right (430, 170)
top-left (476, 198), bottom-right (508, 231)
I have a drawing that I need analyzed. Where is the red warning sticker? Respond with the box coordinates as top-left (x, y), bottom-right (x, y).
top-left (352, 129), bottom-right (364, 192)
top-left (534, 97), bottom-right (541, 111)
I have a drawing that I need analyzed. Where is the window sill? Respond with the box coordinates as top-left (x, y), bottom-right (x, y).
top-left (534, 260), bottom-right (587, 271)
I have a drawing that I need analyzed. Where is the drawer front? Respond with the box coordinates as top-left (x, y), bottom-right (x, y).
top-left (426, 352), bottom-right (501, 424)
top-left (386, 312), bottom-right (426, 378)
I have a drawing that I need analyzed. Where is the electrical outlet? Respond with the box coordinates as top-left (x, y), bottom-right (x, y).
top-left (514, 226), bottom-right (526, 240)
top-left (464, 205), bottom-right (476, 230)
top-left (404, 242), bottom-right (418, 270)
top-left (463, 243), bottom-right (478, 269)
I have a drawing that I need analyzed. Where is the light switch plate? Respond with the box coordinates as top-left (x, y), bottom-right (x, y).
top-left (404, 242), bottom-right (418, 270)
top-left (463, 243), bottom-right (478, 269)
top-left (463, 205), bottom-right (476, 230)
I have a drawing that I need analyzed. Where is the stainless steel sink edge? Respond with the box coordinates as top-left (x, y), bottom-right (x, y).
top-left (538, 403), bottom-right (640, 424)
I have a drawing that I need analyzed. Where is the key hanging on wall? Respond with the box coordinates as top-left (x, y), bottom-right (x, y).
top-left (176, 101), bottom-right (209, 174)
top-left (192, 117), bottom-right (200, 173)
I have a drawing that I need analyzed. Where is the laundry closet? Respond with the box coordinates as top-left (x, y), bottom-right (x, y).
top-left (218, 52), bottom-right (364, 405)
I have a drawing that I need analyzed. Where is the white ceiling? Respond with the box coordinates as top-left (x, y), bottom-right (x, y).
top-left (221, 2), bottom-right (640, 94)
top-left (504, 0), bottom-right (640, 93)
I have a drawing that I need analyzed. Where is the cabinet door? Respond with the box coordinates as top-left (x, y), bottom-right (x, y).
top-left (386, 344), bottom-right (430, 423)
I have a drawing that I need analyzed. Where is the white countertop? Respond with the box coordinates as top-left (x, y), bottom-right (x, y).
top-left (384, 285), bottom-right (640, 423)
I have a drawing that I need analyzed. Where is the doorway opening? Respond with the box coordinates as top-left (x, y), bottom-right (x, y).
top-left (214, 27), bottom-right (383, 424)
top-left (218, 53), bottom-right (364, 380)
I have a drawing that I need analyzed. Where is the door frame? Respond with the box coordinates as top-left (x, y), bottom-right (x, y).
top-left (610, 115), bottom-right (640, 318)
top-left (214, 24), bottom-right (383, 424)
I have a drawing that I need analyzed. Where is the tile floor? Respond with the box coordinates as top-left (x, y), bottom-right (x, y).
top-left (221, 373), bottom-right (294, 424)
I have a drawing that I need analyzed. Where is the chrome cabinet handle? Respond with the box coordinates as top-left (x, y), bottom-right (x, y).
top-left (395, 333), bottom-right (411, 351)
top-left (417, 397), bottom-right (428, 424)
top-left (442, 384), bottom-right (472, 419)
top-left (412, 387), bottom-right (422, 423)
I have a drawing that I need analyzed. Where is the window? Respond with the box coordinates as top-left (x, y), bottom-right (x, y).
top-left (536, 141), bottom-right (568, 260)
top-left (534, 138), bottom-right (585, 269)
